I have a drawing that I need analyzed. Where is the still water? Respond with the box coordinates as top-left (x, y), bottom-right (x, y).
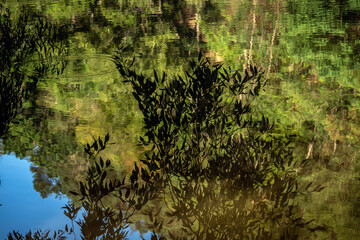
top-left (1, 0), bottom-right (360, 239)
top-left (0, 154), bottom-right (70, 237)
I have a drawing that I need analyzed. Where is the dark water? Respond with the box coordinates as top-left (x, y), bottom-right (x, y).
top-left (1, 0), bottom-right (360, 239)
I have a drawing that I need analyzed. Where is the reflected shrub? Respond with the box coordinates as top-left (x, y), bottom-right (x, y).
top-left (8, 56), bottom-right (326, 239)
top-left (112, 54), bottom-right (325, 239)
top-left (0, 4), bottom-right (69, 137)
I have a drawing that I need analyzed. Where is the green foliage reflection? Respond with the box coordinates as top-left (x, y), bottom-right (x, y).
top-left (0, 4), bottom-right (68, 137)
top-left (9, 57), bottom-right (326, 239)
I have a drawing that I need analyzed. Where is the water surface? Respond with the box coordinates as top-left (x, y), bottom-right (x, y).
top-left (1, 0), bottom-right (360, 239)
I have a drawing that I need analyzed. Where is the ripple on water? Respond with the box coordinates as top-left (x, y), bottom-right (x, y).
top-left (24, 54), bottom-right (118, 81)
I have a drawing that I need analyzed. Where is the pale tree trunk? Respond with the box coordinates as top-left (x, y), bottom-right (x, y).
top-left (307, 127), bottom-right (317, 159)
top-left (196, 12), bottom-right (200, 53)
top-left (248, 0), bottom-right (257, 68)
top-left (267, 0), bottom-right (280, 79)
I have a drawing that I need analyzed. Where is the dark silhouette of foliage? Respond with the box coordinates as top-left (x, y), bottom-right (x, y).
top-left (0, 4), bottom-right (69, 137)
top-left (7, 134), bottom-right (159, 240)
top-left (8, 56), bottom-right (326, 239)
top-left (2, 0), bottom-right (359, 238)
top-left (111, 53), bottom-right (325, 239)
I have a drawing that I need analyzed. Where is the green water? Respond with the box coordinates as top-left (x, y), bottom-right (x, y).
top-left (1, 0), bottom-right (360, 239)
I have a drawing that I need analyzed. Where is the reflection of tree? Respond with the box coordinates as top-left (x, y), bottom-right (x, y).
top-left (189, 2), bottom-right (360, 235)
top-left (1, 0), bottom-right (222, 202)
top-left (8, 135), bottom-right (158, 240)
top-left (114, 55), bottom-right (325, 239)
top-left (4, 0), bottom-right (358, 238)
top-left (0, 5), bottom-right (69, 137)
top-left (9, 57), bottom-right (326, 239)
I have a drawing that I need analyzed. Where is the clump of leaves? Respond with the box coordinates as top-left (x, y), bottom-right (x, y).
top-left (0, 5), bottom-right (69, 137)
top-left (113, 51), bottom-right (326, 239)
top-left (68, 134), bottom-right (158, 240)
top-left (8, 54), bottom-right (327, 240)
top-left (7, 133), bottom-right (159, 240)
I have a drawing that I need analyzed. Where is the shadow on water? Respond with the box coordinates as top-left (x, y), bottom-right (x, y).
top-left (8, 52), bottom-right (328, 239)
top-left (0, 4), bottom-right (69, 137)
